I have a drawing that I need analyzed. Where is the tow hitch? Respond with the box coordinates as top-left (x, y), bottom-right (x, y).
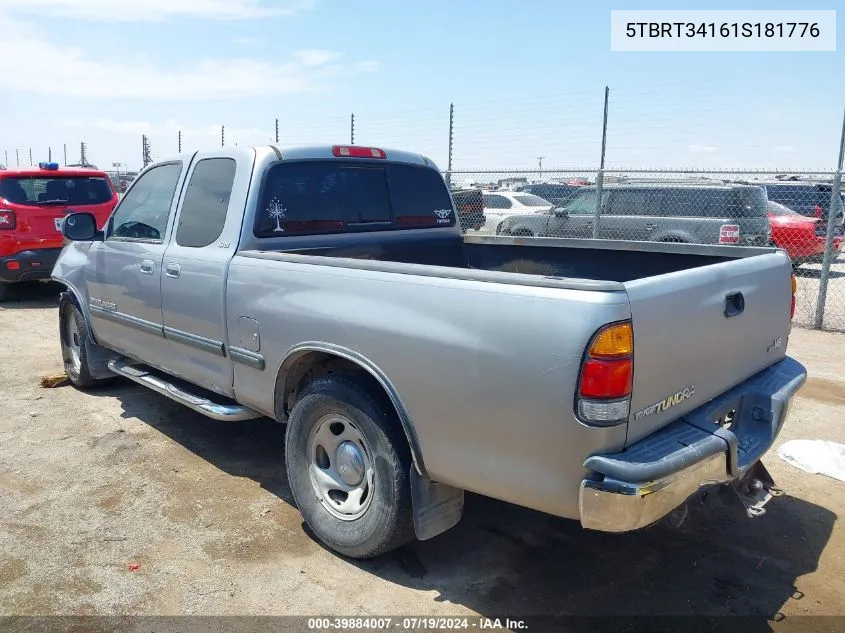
top-left (730, 461), bottom-right (783, 518)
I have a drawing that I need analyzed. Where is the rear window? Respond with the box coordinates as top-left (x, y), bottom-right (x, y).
top-left (513, 194), bottom-right (551, 207)
top-left (0, 176), bottom-right (113, 206)
top-left (254, 161), bottom-right (454, 237)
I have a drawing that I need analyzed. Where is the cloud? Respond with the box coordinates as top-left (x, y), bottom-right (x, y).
top-left (688, 145), bottom-right (719, 153)
top-left (354, 60), bottom-right (381, 73)
top-left (0, 0), bottom-right (316, 22)
top-left (293, 49), bottom-right (344, 68)
top-left (0, 15), bottom-right (344, 100)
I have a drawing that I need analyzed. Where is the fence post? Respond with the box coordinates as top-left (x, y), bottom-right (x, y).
top-left (15, 149), bottom-right (19, 167)
top-left (275, 118), bottom-right (279, 144)
top-left (446, 103), bottom-right (454, 187)
top-left (48, 147), bottom-right (52, 162)
top-left (350, 113), bottom-right (355, 145)
top-left (814, 106), bottom-right (845, 329)
top-left (3, 150), bottom-right (7, 166)
top-left (178, 130), bottom-right (182, 153)
top-left (63, 144), bottom-right (67, 165)
top-left (29, 148), bottom-right (33, 166)
top-left (221, 125), bottom-right (225, 147)
top-left (592, 86), bottom-right (610, 239)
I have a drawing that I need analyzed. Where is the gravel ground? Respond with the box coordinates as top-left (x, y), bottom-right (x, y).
top-left (1, 282), bottom-right (844, 626)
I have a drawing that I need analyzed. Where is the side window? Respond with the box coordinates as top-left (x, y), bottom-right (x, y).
top-left (564, 190), bottom-right (598, 215)
top-left (107, 163), bottom-right (182, 241)
top-left (484, 194), bottom-right (512, 209)
top-left (176, 158), bottom-right (237, 248)
top-left (656, 189), bottom-right (697, 217)
top-left (607, 189), bottom-right (657, 216)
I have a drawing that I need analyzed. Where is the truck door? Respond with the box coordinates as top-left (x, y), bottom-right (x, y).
top-left (160, 150), bottom-right (251, 396)
top-left (84, 161), bottom-right (186, 366)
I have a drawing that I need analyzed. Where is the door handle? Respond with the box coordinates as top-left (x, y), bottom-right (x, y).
top-left (724, 292), bottom-right (745, 318)
top-left (165, 263), bottom-right (181, 279)
top-left (140, 260), bottom-right (154, 275)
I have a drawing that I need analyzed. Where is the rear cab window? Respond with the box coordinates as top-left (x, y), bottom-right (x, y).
top-left (254, 161), bottom-right (455, 237)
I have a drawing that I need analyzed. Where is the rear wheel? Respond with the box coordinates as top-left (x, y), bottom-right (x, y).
top-left (284, 375), bottom-right (414, 559)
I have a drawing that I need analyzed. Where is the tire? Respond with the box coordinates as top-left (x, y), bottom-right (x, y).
top-left (0, 283), bottom-right (8, 302)
top-left (284, 375), bottom-right (414, 559)
top-left (59, 297), bottom-right (110, 389)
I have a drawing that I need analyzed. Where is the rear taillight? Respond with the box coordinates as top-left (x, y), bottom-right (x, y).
top-left (791, 274), bottom-right (797, 320)
top-left (0, 209), bottom-right (15, 230)
top-left (332, 145), bottom-right (386, 159)
top-left (719, 224), bottom-right (740, 244)
top-left (576, 321), bottom-right (633, 426)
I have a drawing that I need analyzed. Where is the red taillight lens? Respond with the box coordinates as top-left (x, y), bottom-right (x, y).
top-left (579, 358), bottom-right (633, 399)
top-left (719, 224), bottom-right (740, 244)
top-left (331, 145), bottom-right (386, 159)
top-left (6, 260), bottom-right (20, 270)
top-left (0, 209), bottom-right (15, 230)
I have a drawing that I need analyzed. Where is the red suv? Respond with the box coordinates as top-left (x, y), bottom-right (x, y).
top-left (0, 162), bottom-right (119, 301)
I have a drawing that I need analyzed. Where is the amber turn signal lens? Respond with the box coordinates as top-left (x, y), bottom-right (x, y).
top-left (589, 322), bottom-right (633, 358)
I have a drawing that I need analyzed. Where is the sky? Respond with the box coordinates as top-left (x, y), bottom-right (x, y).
top-left (0, 0), bottom-right (844, 173)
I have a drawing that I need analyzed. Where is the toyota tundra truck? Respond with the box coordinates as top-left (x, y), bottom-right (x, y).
top-left (52, 144), bottom-right (806, 559)
top-left (0, 162), bottom-right (118, 301)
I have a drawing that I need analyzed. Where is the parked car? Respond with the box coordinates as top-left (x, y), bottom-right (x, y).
top-left (747, 180), bottom-right (845, 232)
top-left (0, 162), bottom-right (118, 301)
top-left (480, 190), bottom-right (554, 234)
top-left (451, 188), bottom-right (486, 231)
top-left (515, 182), bottom-right (588, 207)
top-left (767, 200), bottom-right (843, 268)
top-left (54, 144), bottom-right (804, 560)
top-left (498, 182), bottom-right (772, 247)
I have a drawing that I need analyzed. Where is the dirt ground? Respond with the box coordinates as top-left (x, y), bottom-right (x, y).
top-left (1, 281), bottom-right (845, 627)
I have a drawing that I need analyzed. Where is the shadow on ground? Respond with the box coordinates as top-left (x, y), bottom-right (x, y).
top-left (0, 281), bottom-right (63, 309)
top-left (79, 380), bottom-right (836, 629)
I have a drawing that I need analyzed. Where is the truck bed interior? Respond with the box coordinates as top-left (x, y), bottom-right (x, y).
top-left (274, 230), bottom-right (745, 283)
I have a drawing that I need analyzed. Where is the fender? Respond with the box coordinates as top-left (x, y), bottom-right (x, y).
top-left (276, 342), bottom-right (464, 541)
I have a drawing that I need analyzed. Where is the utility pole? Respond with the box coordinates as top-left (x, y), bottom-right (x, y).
top-left (275, 118), bottom-right (279, 144)
top-left (592, 86), bottom-right (610, 239)
top-left (350, 113), bottom-right (355, 145)
top-left (537, 156), bottom-right (545, 181)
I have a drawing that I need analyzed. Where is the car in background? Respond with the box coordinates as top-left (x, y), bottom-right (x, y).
top-left (498, 181), bottom-right (771, 247)
top-left (480, 190), bottom-right (554, 234)
top-left (746, 180), bottom-right (845, 232)
top-left (515, 182), bottom-right (588, 207)
top-left (767, 200), bottom-right (842, 269)
top-left (451, 188), bottom-right (486, 231)
top-left (0, 162), bottom-right (118, 301)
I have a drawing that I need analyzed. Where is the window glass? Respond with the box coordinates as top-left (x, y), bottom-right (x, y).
top-left (107, 163), bottom-right (182, 241)
top-left (483, 194), bottom-right (513, 209)
top-left (176, 158), bottom-right (237, 248)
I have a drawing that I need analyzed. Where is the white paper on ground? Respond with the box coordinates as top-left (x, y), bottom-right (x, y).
top-left (777, 439), bottom-right (845, 483)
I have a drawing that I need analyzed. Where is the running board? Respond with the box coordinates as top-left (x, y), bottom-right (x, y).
top-left (107, 358), bottom-right (262, 422)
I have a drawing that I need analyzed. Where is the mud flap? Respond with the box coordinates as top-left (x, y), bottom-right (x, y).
top-left (730, 460), bottom-right (783, 518)
top-left (410, 469), bottom-right (464, 540)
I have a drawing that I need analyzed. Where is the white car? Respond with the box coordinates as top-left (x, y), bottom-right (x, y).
top-left (479, 191), bottom-right (554, 235)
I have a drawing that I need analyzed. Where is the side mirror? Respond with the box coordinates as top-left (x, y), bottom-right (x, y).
top-left (552, 208), bottom-right (569, 218)
top-left (62, 212), bottom-right (103, 242)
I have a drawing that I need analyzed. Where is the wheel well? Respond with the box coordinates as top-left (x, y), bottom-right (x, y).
top-left (658, 236), bottom-right (687, 243)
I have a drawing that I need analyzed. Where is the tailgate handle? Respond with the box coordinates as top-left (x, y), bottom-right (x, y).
top-left (724, 292), bottom-right (745, 318)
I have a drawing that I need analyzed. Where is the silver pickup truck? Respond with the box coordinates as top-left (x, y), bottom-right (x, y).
top-left (53, 144), bottom-right (807, 559)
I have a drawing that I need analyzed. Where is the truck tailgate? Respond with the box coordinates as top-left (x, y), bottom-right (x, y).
top-left (623, 250), bottom-right (793, 446)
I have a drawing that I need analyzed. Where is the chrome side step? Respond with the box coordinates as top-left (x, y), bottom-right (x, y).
top-left (107, 358), bottom-right (262, 422)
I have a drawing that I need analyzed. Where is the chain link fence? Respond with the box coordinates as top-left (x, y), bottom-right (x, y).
top-left (448, 169), bottom-right (845, 331)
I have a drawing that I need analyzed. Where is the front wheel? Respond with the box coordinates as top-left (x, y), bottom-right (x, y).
top-left (284, 375), bottom-right (414, 559)
top-left (59, 297), bottom-right (110, 389)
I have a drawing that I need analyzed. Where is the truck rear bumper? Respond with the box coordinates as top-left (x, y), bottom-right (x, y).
top-left (0, 248), bottom-right (63, 283)
top-left (579, 355), bottom-right (807, 532)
